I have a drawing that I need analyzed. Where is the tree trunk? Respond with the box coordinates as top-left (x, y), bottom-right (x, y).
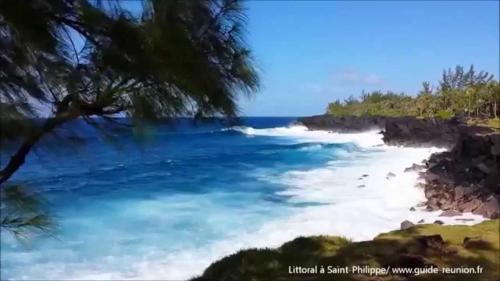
top-left (0, 113), bottom-right (77, 186)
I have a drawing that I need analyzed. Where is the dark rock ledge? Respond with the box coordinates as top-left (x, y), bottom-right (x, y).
top-left (297, 115), bottom-right (464, 147)
top-left (420, 133), bottom-right (499, 218)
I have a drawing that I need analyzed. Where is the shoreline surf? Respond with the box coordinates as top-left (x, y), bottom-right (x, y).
top-left (0, 123), bottom-right (486, 280)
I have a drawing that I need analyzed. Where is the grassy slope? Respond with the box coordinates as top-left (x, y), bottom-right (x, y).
top-left (466, 118), bottom-right (500, 130)
top-left (194, 220), bottom-right (499, 281)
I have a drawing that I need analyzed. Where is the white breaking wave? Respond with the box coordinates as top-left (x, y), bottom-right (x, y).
top-left (231, 125), bottom-right (385, 147)
top-left (142, 126), bottom-right (482, 279)
top-left (3, 125), bottom-right (485, 280)
top-left (115, 127), bottom-right (481, 280)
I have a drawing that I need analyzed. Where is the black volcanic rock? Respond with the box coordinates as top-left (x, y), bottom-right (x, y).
top-left (401, 220), bottom-right (415, 230)
top-left (473, 196), bottom-right (500, 218)
top-left (297, 115), bottom-right (387, 132)
top-left (421, 132), bottom-right (500, 218)
top-left (381, 117), bottom-right (461, 147)
top-left (404, 163), bottom-right (425, 172)
top-left (439, 210), bottom-right (462, 217)
top-left (416, 235), bottom-right (445, 251)
top-left (298, 115), bottom-right (463, 147)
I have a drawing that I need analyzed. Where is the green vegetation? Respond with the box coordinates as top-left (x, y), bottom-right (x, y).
top-left (0, 185), bottom-right (54, 245)
top-left (327, 65), bottom-right (500, 121)
top-left (467, 118), bottom-right (500, 130)
top-left (195, 220), bottom-right (500, 281)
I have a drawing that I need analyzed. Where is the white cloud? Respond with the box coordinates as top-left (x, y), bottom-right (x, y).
top-left (332, 68), bottom-right (384, 86)
top-left (300, 68), bottom-right (386, 102)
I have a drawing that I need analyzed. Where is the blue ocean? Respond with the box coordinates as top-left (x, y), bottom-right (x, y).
top-left (0, 117), bottom-right (477, 280)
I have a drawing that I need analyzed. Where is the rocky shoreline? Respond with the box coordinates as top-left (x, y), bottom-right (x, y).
top-left (420, 132), bottom-right (499, 219)
top-left (192, 115), bottom-right (499, 281)
top-left (298, 115), bottom-right (500, 219)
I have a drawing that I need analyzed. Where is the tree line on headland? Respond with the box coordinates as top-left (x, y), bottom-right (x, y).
top-left (327, 65), bottom-right (499, 121)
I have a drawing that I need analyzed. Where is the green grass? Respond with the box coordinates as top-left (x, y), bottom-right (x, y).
top-left (466, 118), bottom-right (500, 130)
top-left (193, 220), bottom-right (500, 281)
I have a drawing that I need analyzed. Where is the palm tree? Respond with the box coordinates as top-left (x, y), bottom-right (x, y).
top-left (0, 0), bottom-right (259, 185)
top-left (416, 82), bottom-right (433, 117)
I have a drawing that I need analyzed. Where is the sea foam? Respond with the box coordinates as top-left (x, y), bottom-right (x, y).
top-left (1, 125), bottom-right (485, 280)
top-left (115, 126), bottom-right (483, 280)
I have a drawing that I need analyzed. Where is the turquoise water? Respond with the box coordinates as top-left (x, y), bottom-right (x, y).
top-left (0, 117), bottom-right (349, 279)
top-left (1, 117), bottom-right (477, 280)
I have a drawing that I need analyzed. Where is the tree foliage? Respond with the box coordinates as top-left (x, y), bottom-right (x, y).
top-left (327, 65), bottom-right (499, 120)
top-left (1, 185), bottom-right (54, 244)
top-left (0, 0), bottom-right (259, 185)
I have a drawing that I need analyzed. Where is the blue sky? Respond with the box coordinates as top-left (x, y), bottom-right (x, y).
top-left (238, 1), bottom-right (499, 116)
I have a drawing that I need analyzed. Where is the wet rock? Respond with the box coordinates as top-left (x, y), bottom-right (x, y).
top-left (455, 218), bottom-right (474, 222)
top-left (358, 174), bottom-right (369, 180)
top-left (433, 220), bottom-right (444, 225)
top-left (459, 198), bottom-right (482, 212)
top-left (409, 207), bottom-right (416, 211)
top-left (404, 163), bottom-right (425, 172)
top-left (454, 186), bottom-right (473, 200)
top-left (418, 132), bottom-right (500, 218)
top-left (439, 210), bottom-right (462, 217)
top-left (417, 219), bottom-right (425, 223)
top-left (394, 254), bottom-right (426, 273)
top-left (437, 200), bottom-right (454, 211)
top-left (386, 172), bottom-right (396, 179)
top-left (421, 171), bottom-right (441, 182)
top-left (416, 202), bottom-right (426, 207)
top-left (381, 117), bottom-right (461, 147)
top-left (401, 220), bottom-right (415, 230)
top-left (297, 115), bottom-right (387, 132)
top-left (473, 196), bottom-right (500, 218)
top-left (463, 237), bottom-right (492, 250)
top-left (427, 197), bottom-right (440, 209)
top-left (416, 235), bottom-right (445, 252)
top-left (476, 163), bottom-right (490, 174)
top-left (356, 184), bottom-right (365, 188)
top-left (491, 139), bottom-right (500, 156)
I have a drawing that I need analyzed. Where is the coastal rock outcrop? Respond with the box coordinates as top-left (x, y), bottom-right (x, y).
top-left (297, 115), bottom-right (463, 147)
top-left (299, 114), bottom-right (499, 219)
top-left (297, 115), bottom-right (387, 132)
top-left (404, 163), bottom-right (425, 172)
top-left (421, 132), bottom-right (500, 219)
top-left (400, 220), bottom-right (415, 230)
top-left (381, 117), bottom-right (461, 147)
